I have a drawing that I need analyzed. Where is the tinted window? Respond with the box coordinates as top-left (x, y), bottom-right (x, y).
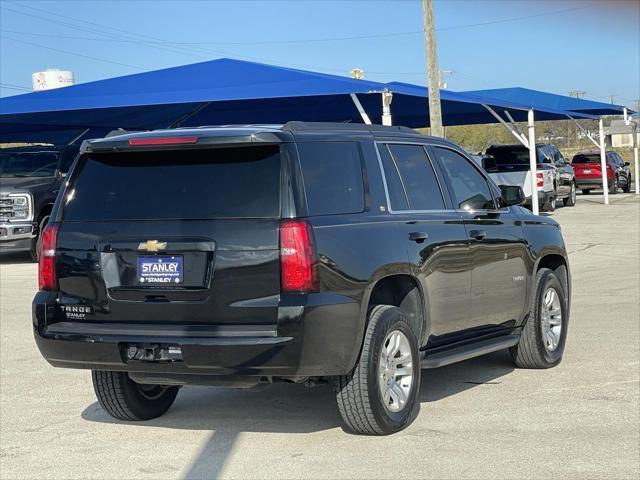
top-left (0, 152), bottom-right (59, 178)
top-left (433, 147), bottom-right (496, 211)
top-left (297, 142), bottom-right (365, 216)
top-left (485, 146), bottom-right (535, 170)
top-left (387, 144), bottom-right (444, 210)
top-left (572, 154), bottom-right (600, 164)
top-left (63, 146), bottom-right (281, 221)
top-left (378, 144), bottom-right (409, 210)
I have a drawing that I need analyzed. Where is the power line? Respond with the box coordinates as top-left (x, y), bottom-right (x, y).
top-left (1, 36), bottom-right (145, 70)
top-left (0, 82), bottom-right (32, 92)
top-left (1, 2), bottom-right (600, 46)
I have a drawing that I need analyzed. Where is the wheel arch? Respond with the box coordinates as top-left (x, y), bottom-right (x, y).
top-left (533, 252), bottom-right (571, 319)
top-left (361, 273), bottom-right (427, 346)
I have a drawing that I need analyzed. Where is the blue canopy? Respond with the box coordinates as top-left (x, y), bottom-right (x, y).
top-left (0, 58), bottom-right (597, 144)
top-left (383, 81), bottom-right (597, 126)
top-left (464, 87), bottom-right (628, 116)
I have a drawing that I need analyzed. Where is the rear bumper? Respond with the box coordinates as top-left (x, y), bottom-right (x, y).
top-left (524, 189), bottom-right (553, 206)
top-left (575, 178), bottom-right (611, 188)
top-left (32, 291), bottom-right (363, 378)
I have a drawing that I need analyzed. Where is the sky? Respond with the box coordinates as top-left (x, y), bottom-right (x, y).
top-left (1, 0), bottom-right (639, 108)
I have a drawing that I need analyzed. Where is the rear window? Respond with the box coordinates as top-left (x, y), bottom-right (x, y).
top-left (297, 142), bottom-right (365, 216)
top-left (485, 147), bottom-right (532, 166)
top-left (62, 146), bottom-right (281, 221)
top-left (572, 155), bottom-right (600, 164)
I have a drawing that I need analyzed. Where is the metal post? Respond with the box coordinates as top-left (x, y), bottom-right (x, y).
top-left (599, 118), bottom-right (609, 205)
top-left (528, 109), bottom-right (539, 215)
top-left (381, 91), bottom-right (393, 126)
top-left (350, 93), bottom-right (372, 125)
top-left (422, 0), bottom-right (444, 137)
top-left (633, 122), bottom-right (639, 195)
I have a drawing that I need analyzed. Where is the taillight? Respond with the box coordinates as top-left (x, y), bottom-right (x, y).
top-left (128, 136), bottom-right (198, 146)
top-left (280, 220), bottom-right (317, 292)
top-left (38, 223), bottom-right (58, 290)
top-left (536, 172), bottom-right (544, 188)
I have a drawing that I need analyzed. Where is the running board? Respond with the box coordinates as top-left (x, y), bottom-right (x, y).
top-left (420, 335), bottom-right (520, 369)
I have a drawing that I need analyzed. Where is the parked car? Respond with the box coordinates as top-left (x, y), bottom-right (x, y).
top-left (483, 143), bottom-right (576, 211)
top-left (0, 145), bottom-right (78, 260)
top-left (572, 151), bottom-right (632, 194)
top-left (33, 123), bottom-right (571, 435)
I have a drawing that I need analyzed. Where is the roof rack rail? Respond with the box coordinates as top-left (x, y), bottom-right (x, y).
top-left (282, 121), bottom-right (416, 133)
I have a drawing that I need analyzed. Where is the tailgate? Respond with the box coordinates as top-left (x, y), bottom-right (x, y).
top-left (53, 144), bottom-right (282, 327)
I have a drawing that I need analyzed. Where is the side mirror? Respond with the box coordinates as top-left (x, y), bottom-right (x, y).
top-left (499, 185), bottom-right (525, 207)
top-left (624, 162), bottom-right (630, 167)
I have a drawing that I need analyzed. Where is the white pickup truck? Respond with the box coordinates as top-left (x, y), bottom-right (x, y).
top-left (473, 144), bottom-right (576, 212)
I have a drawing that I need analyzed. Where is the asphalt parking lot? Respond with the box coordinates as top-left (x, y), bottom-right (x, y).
top-left (1, 193), bottom-right (638, 480)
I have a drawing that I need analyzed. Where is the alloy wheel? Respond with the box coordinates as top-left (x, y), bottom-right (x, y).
top-left (540, 287), bottom-right (562, 352)
top-left (378, 330), bottom-right (414, 413)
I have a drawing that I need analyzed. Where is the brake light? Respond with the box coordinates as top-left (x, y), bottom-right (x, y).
top-left (536, 172), bottom-right (544, 188)
top-left (128, 136), bottom-right (198, 146)
top-left (280, 220), bottom-right (317, 292)
top-left (38, 223), bottom-right (58, 290)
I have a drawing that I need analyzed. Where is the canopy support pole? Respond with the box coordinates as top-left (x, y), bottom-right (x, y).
top-left (482, 104), bottom-right (528, 147)
top-left (527, 109), bottom-right (539, 215)
top-left (567, 115), bottom-right (600, 148)
top-left (632, 121), bottom-right (639, 195)
top-left (350, 94), bottom-right (372, 125)
top-left (381, 91), bottom-right (393, 126)
top-left (168, 102), bottom-right (211, 129)
top-left (66, 128), bottom-right (90, 145)
top-left (504, 111), bottom-right (527, 142)
top-left (599, 118), bottom-right (609, 205)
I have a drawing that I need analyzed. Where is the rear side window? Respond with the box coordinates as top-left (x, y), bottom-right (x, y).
top-left (432, 147), bottom-right (496, 211)
top-left (387, 144), bottom-right (445, 210)
top-left (297, 142), bottom-right (365, 216)
top-left (377, 144), bottom-right (409, 211)
top-left (62, 145), bottom-right (281, 220)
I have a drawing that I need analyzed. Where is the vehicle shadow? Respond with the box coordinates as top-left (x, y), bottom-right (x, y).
top-left (0, 252), bottom-right (34, 264)
top-left (81, 351), bottom-right (513, 478)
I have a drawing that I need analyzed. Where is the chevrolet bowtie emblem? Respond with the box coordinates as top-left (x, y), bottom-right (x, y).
top-left (137, 240), bottom-right (167, 252)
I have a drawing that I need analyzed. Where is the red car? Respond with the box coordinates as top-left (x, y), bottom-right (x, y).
top-left (572, 151), bottom-right (631, 194)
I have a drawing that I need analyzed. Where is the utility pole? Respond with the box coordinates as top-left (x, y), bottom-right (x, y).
top-left (568, 90), bottom-right (586, 99)
top-left (635, 99), bottom-right (640, 112)
top-left (422, 0), bottom-right (444, 137)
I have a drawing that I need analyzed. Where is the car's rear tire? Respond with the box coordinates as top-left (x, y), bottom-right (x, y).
top-left (542, 196), bottom-right (556, 212)
top-left (510, 268), bottom-right (568, 369)
top-left (581, 189), bottom-right (591, 195)
top-left (332, 305), bottom-right (420, 435)
top-left (563, 182), bottom-right (576, 207)
top-left (610, 177), bottom-right (619, 194)
top-left (92, 370), bottom-right (179, 421)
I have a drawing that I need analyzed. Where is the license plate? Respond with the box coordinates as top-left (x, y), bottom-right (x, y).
top-left (138, 256), bottom-right (183, 285)
top-left (583, 169), bottom-right (592, 174)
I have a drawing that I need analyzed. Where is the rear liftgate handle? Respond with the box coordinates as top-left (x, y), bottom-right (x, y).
top-left (408, 232), bottom-right (429, 243)
top-left (469, 229), bottom-right (487, 240)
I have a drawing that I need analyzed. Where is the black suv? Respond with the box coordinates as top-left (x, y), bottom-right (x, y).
top-left (33, 123), bottom-right (571, 435)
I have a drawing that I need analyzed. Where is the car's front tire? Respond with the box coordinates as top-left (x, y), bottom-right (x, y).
top-left (610, 177), bottom-right (619, 194)
top-left (92, 370), bottom-right (179, 421)
top-left (511, 268), bottom-right (568, 369)
top-left (333, 305), bottom-right (420, 435)
top-left (563, 182), bottom-right (576, 207)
